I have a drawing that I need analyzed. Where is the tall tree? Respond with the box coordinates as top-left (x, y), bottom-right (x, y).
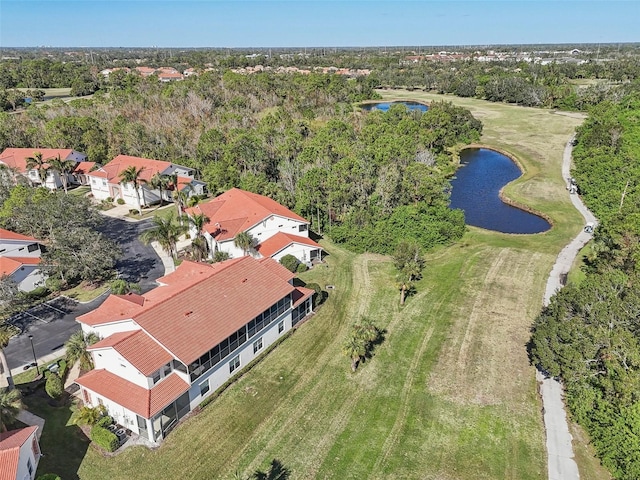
top-left (65, 330), bottom-right (99, 371)
top-left (25, 151), bottom-right (48, 186)
top-left (119, 165), bottom-right (146, 216)
top-left (139, 211), bottom-right (187, 261)
top-left (188, 212), bottom-right (210, 261)
top-left (0, 387), bottom-right (22, 431)
top-left (0, 326), bottom-right (15, 390)
top-left (234, 231), bottom-right (255, 256)
top-left (150, 173), bottom-right (170, 208)
top-left (48, 154), bottom-right (76, 194)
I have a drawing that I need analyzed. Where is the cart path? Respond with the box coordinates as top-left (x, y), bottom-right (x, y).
top-left (539, 134), bottom-right (596, 480)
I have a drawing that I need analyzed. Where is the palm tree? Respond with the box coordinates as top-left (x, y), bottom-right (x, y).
top-left (234, 231), bottom-right (255, 256)
top-left (150, 173), bottom-right (170, 208)
top-left (0, 326), bottom-right (15, 390)
top-left (25, 151), bottom-right (48, 186)
top-left (48, 155), bottom-right (77, 193)
top-left (342, 334), bottom-right (366, 373)
top-left (119, 165), bottom-right (147, 216)
top-left (0, 387), bottom-right (22, 432)
top-left (188, 212), bottom-right (211, 261)
top-left (139, 211), bottom-right (187, 261)
top-left (65, 330), bottom-right (99, 371)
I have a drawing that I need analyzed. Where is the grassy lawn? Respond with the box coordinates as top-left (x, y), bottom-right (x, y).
top-left (22, 394), bottom-right (90, 480)
top-left (56, 93), bottom-right (595, 479)
top-left (60, 284), bottom-right (110, 303)
top-left (69, 185), bottom-right (90, 197)
top-left (12, 358), bottom-right (63, 385)
top-left (125, 203), bottom-right (177, 220)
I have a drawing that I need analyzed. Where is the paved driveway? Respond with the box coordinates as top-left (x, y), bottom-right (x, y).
top-left (5, 216), bottom-right (164, 370)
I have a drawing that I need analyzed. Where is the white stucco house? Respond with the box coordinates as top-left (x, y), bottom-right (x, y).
top-left (0, 426), bottom-right (41, 480)
top-left (75, 257), bottom-right (314, 443)
top-left (86, 154), bottom-right (205, 208)
top-left (185, 188), bottom-right (323, 264)
top-left (0, 229), bottom-right (45, 292)
top-left (0, 148), bottom-right (92, 190)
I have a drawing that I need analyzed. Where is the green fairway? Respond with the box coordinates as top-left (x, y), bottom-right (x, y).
top-left (71, 93), bottom-right (593, 479)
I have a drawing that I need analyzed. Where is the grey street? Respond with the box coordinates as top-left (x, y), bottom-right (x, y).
top-left (5, 216), bottom-right (164, 370)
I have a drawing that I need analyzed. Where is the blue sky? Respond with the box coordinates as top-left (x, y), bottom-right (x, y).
top-left (1, 1), bottom-right (637, 48)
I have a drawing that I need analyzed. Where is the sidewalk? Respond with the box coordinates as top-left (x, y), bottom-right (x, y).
top-left (16, 410), bottom-right (45, 440)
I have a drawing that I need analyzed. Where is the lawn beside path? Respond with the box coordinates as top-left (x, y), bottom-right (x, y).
top-left (54, 94), bottom-right (599, 479)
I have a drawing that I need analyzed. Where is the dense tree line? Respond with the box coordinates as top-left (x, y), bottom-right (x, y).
top-left (0, 71), bottom-right (479, 255)
top-left (530, 93), bottom-right (640, 479)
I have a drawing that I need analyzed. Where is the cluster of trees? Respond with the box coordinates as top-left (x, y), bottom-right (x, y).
top-left (0, 182), bottom-right (120, 297)
top-left (0, 70), bottom-right (477, 255)
top-left (530, 92), bottom-right (640, 479)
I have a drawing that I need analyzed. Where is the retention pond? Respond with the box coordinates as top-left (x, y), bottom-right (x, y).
top-left (449, 148), bottom-right (551, 234)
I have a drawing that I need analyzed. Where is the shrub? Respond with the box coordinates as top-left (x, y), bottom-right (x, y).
top-left (296, 263), bottom-right (308, 273)
top-left (212, 251), bottom-right (230, 263)
top-left (96, 415), bottom-right (113, 428)
top-left (305, 282), bottom-right (326, 308)
top-left (75, 405), bottom-right (106, 426)
top-left (57, 359), bottom-right (68, 378)
top-left (37, 475), bottom-right (62, 480)
top-left (116, 198), bottom-right (125, 205)
top-left (45, 276), bottom-right (65, 292)
top-left (45, 372), bottom-right (63, 399)
top-left (279, 254), bottom-right (299, 273)
top-left (128, 209), bottom-right (139, 215)
top-left (90, 425), bottom-right (119, 452)
top-left (105, 196), bottom-right (114, 203)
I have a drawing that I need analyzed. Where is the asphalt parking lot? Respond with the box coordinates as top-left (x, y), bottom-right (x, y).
top-left (5, 216), bottom-right (164, 370)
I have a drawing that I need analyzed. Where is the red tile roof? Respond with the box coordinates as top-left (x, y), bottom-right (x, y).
top-left (90, 330), bottom-right (173, 376)
top-left (77, 257), bottom-right (296, 365)
top-left (256, 232), bottom-right (322, 258)
top-left (186, 188), bottom-right (308, 241)
top-left (292, 287), bottom-right (315, 308)
top-left (135, 256), bottom-right (295, 364)
top-left (0, 257), bottom-right (41, 276)
top-left (257, 257), bottom-right (295, 282)
top-left (0, 228), bottom-right (37, 242)
top-left (77, 294), bottom-right (146, 327)
top-left (72, 161), bottom-right (96, 175)
top-left (87, 155), bottom-right (172, 184)
top-left (0, 148), bottom-right (77, 173)
top-left (76, 370), bottom-right (189, 418)
top-left (0, 426), bottom-right (38, 480)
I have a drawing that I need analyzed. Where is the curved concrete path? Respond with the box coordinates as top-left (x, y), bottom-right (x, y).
top-left (538, 134), bottom-right (597, 480)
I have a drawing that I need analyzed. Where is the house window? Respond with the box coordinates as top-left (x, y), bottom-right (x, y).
top-left (299, 224), bottom-right (308, 232)
top-left (278, 321), bottom-right (284, 334)
top-left (82, 389), bottom-right (90, 404)
top-left (162, 363), bottom-right (171, 377)
top-left (229, 355), bottom-right (240, 373)
top-left (27, 243), bottom-right (39, 253)
top-left (102, 179), bottom-right (107, 187)
top-left (200, 380), bottom-right (210, 397)
top-left (152, 370), bottom-right (161, 385)
top-left (253, 337), bottom-right (263, 354)
top-left (97, 397), bottom-right (104, 406)
top-left (31, 436), bottom-right (40, 457)
top-left (27, 458), bottom-right (33, 475)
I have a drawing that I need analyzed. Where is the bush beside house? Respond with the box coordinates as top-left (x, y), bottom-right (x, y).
top-left (90, 425), bottom-right (119, 452)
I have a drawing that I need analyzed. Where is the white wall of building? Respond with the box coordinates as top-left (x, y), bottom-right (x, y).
top-left (189, 310), bottom-right (292, 410)
top-left (271, 244), bottom-right (320, 264)
top-left (0, 240), bottom-right (41, 258)
top-left (16, 432), bottom-right (39, 480)
top-left (82, 388), bottom-right (141, 433)
top-left (12, 266), bottom-right (45, 292)
top-left (81, 319), bottom-right (139, 339)
top-left (92, 347), bottom-right (150, 388)
top-left (247, 215), bottom-right (309, 242)
top-left (89, 176), bottom-right (110, 200)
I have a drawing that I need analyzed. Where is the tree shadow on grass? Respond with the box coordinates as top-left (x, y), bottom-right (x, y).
top-left (21, 390), bottom-right (89, 480)
top-left (253, 459), bottom-right (290, 480)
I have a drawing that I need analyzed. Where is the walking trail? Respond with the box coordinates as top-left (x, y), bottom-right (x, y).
top-left (538, 135), bottom-right (597, 480)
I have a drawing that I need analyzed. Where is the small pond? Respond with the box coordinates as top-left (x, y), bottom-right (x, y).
top-left (361, 101), bottom-right (428, 112)
top-left (449, 148), bottom-right (551, 234)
